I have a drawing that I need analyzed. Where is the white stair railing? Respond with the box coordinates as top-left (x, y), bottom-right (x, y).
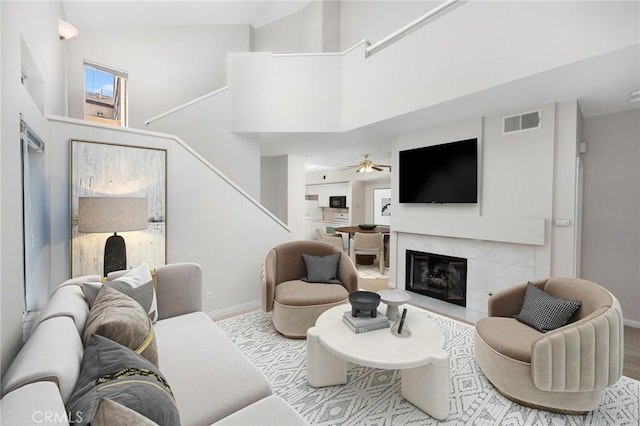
top-left (145, 86), bottom-right (229, 126)
top-left (365, 0), bottom-right (462, 57)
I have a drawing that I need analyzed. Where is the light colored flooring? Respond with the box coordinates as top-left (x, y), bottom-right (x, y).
top-left (624, 326), bottom-right (640, 380)
top-left (355, 262), bottom-right (640, 381)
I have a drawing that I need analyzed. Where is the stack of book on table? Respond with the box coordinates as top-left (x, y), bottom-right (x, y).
top-left (342, 311), bottom-right (390, 334)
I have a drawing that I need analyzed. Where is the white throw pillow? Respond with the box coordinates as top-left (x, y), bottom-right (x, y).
top-left (82, 264), bottom-right (158, 323)
top-left (116, 263), bottom-right (153, 287)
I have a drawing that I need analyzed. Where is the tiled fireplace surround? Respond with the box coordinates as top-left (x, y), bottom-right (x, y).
top-left (396, 232), bottom-right (541, 323)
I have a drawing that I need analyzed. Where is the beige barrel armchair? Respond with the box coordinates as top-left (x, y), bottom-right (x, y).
top-left (262, 240), bottom-right (358, 338)
top-left (474, 277), bottom-right (624, 413)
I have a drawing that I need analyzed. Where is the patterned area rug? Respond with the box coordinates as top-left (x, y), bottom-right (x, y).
top-left (216, 308), bottom-right (640, 425)
top-left (357, 262), bottom-right (390, 292)
top-left (356, 262), bottom-right (389, 279)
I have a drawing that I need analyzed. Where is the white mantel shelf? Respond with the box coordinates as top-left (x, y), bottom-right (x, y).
top-left (392, 215), bottom-right (546, 246)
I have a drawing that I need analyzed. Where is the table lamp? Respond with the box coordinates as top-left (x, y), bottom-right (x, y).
top-left (78, 196), bottom-right (148, 276)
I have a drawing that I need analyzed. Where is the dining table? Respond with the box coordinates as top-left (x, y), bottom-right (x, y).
top-left (334, 225), bottom-right (390, 237)
top-left (335, 225), bottom-right (391, 266)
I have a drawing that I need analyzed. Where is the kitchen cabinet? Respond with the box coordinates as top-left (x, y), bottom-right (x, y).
top-left (307, 183), bottom-right (349, 207)
top-left (319, 187), bottom-right (329, 207)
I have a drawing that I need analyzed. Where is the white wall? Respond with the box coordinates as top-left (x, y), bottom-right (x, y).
top-left (364, 178), bottom-right (391, 223)
top-left (253, 1), bottom-right (323, 53)
top-left (230, 2), bottom-right (638, 134)
top-left (322, 0), bottom-right (341, 52)
top-left (306, 167), bottom-right (392, 186)
top-left (306, 168), bottom-right (353, 185)
top-left (342, 1), bottom-right (639, 131)
top-left (482, 106), bottom-right (555, 221)
top-left (66, 24), bottom-right (251, 129)
top-left (48, 118), bottom-right (291, 317)
top-left (582, 109), bottom-right (640, 324)
top-left (551, 101), bottom-right (581, 277)
top-left (146, 89), bottom-right (260, 198)
top-left (261, 155), bottom-right (307, 240)
top-left (287, 155), bottom-right (307, 240)
top-left (261, 156), bottom-right (288, 222)
top-left (391, 102), bottom-right (585, 288)
top-left (228, 52), bottom-right (342, 132)
top-left (339, 0), bottom-right (439, 50)
top-left (1, 0), bottom-right (67, 376)
top-left (350, 180), bottom-right (366, 225)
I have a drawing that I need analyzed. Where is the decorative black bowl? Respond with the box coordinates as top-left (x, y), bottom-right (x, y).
top-left (349, 291), bottom-right (381, 317)
top-left (358, 223), bottom-right (377, 230)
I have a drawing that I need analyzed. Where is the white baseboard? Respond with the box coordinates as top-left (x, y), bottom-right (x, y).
top-left (208, 299), bottom-right (261, 321)
top-left (624, 318), bottom-right (640, 328)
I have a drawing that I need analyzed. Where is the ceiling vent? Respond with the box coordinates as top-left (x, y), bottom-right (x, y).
top-left (503, 110), bottom-right (541, 134)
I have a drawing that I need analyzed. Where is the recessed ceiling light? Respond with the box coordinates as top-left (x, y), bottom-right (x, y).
top-left (627, 90), bottom-right (640, 102)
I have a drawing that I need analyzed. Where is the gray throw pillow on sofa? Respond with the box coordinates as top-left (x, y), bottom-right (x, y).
top-left (302, 252), bottom-right (342, 284)
top-left (66, 334), bottom-right (179, 426)
top-left (514, 282), bottom-right (581, 332)
top-left (82, 280), bottom-right (157, 323)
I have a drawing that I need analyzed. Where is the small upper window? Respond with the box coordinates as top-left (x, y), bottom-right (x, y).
top-left (84, 61), bottom-right (128, 127)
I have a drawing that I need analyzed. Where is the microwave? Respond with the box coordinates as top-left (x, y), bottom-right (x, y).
top-left (329, 196), bottom-right (347, 208)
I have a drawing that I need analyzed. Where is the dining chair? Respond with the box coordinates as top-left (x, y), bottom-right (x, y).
top-left (350, 232), bottom-right (385, 274)
top-left (315, 228), bottom-right (344, 251)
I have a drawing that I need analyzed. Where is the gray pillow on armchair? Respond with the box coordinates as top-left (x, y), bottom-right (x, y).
top-left (514, 282), bottom-right (581, 332)
top-left (301, 252), bottom-right (342, 284)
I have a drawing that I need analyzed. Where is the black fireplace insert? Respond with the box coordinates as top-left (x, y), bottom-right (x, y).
top-left (406, 250), bottom-right (467, 307)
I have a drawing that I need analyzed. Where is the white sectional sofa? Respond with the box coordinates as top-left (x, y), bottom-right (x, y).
top-left (0, 263), bottom-right (307, 425)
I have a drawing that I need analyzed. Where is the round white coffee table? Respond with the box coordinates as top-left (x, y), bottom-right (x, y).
top-left (378, 289), bottom-right (411, 320)
top-left (307, 304), bottom-right (449, 420)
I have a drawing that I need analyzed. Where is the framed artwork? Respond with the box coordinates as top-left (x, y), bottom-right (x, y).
top-left (70, 140), bottom-right (167, 277)
top-left (374, 188), bottom-right (391, 226)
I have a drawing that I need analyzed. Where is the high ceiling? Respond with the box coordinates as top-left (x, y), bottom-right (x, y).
top-left (62, 1), bottom-right (639, 171)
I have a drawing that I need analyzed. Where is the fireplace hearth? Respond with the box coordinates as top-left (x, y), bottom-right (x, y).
top-left (406, 250), bottom-right (467, 307)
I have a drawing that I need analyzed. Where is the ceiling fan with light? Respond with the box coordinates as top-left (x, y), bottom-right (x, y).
top-left (344, 154), bottom-right (391, 173)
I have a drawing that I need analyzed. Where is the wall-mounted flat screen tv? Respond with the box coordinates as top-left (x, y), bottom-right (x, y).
top-left (399, 138), bottom-right (478, 204)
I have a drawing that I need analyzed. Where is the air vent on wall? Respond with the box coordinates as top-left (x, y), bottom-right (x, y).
top-left (503, 110), bottom-right (541, 134)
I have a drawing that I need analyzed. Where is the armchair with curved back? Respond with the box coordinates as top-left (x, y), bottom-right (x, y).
top-left (474, 277), bottom-right (624, 413)
top-left (262, 240), bottom-right (358, 338)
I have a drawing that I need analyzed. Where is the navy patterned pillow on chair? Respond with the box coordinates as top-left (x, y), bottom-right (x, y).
top-left (514, 282), bottom-right (581, 332)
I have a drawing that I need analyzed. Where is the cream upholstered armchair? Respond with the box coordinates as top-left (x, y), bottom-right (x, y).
top-left (474, 277), bottom-right (624, 413)
top-left (262, 240), bottom-right (358, 338)
top-left (350, 232), bottom-right (385, 274)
